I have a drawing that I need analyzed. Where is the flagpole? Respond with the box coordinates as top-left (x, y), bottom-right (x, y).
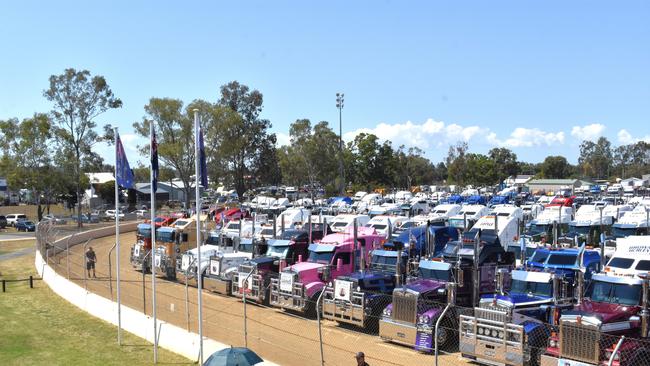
top-left (150, 123), bottom-right (158, 363)
top-left (193, 109), bottom-right (204, 365)
top-left (114, 127), bottom-right (122, 345)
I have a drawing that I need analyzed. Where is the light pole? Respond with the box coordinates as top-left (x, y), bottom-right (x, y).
top-left (336, 92), bottom-right (345, 195)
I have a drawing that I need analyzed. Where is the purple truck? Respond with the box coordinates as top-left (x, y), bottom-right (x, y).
top-left (379, 229), bottom-right (515, 353)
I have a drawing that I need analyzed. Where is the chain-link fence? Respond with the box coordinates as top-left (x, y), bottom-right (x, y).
top-left (35, 222), bottom-right (650, 366)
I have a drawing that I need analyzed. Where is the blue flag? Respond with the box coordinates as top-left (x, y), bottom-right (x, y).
top-left (116, 133), bottom-right (134, 189)
top-left (199, 126), bottom-right (208, 187)
top-left (151, 126), bottom-right (159, 193)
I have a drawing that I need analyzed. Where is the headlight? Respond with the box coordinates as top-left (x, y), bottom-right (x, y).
top-left (497, 330), bottom-right (504, 339)
top-left (418, 315), bottom-right (430, 324)
top-left (491, 329), bottom-right (498, 337)
top-left (478, 327), bottom-right (484, 335)
top-left (549, 339), bottom-right (557, 348)
top-left (383, 308), bottom-right (392, 317)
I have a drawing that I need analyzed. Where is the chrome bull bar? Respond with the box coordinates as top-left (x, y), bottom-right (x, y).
top-left (379, 317), bottom-right (418, 346)
top-left (270, 277), bottom-right (308, 312)
top-left (322, 286), bottom-right (366, 327)
top-left (129, 245), bottom-right (149, 270)
top-left (203, 275), bottom-right (232, 295)
top-left (232, 273), bottom-right (266, 302)
top-left (459, 310), bottom-right (526, 366)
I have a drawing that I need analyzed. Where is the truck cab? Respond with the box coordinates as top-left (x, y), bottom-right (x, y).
top-left (610, 204), bottom-right (650, 240)
top-left (269, 227), bottom-right (383, 316)
top-left (426, 204), bottom-right (462, 226)
top-left (364, 215), bottom-right (408, 238)
top-left (541, 236), bottom-right (650, 366)
top-left (202, 237), bottom-right (268, 295)
top-left (524, 205), bottom-right (572, 245)
top-left (460, 246), bottom-right (602, 366)
top-left (560, 204), bottom-right (613, 247)
top-left (379, 229), bottom-right (515, 353)
top-left (130, 223), bottom-right (153, 272)
top-left (152, 218), bottom-right (197, 280)
top-left (322, 226), bottom-right (459, 330)
top-left (448, 205), bottom-right (490, 232)
top-left (232, 229), bottom-right (319, 304)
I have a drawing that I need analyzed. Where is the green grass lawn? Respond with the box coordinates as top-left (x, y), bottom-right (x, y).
top-left (0, 254), bottom-right (194, 366)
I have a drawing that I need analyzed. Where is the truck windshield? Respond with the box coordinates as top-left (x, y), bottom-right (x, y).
top-left (588, 280), bottom-right (641, 306)
top-left (227, 223), bottom-right (241, 230)
top-left (527, 224), bottom-right (550, 235)
top-left (137, 228), bottom-right (151, 237)
top-left (419, 267), bottom-right (451, 281)
top-left (239, 243), bottom-right (254, 253)
top-left (529, 251), bottom-right (549, 264)
top-left (331, 222), bottom-right (348, 229)
top-left (607, 257), bottom-right (634, 269)
top-left (157, 231), bottom-right (175, 242)
top-left (612, 226), bottom-right (638, 238)
top-left (370, 255), bottom-right (398, 271)
top-left (371, 224), bottom-right (387, 231)
top-left (637, 260), bottom-right (650, 271)
top-left (507, 246), bottom-right (537, 260)
top-left (510, 279), bottom-right (552, 297)
top-left (399, 221), bottom-right (418, 229)
top-left (267, 245), bottom-right (289, 258)
top-left (566, 225), bottom-right (591, 236)
top-left (309, 250), bottom-right (335, 264)
top-left (546, 254), bottom-right (577, 266)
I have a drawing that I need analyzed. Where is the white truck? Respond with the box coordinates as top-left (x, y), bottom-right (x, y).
top-left (472, 205), bottom-right (524, 251)
top-left (329, 213), bottom-right (371, 233)
top-left (448, 204), bottom-right (490, 231)
top-left (364, 215), bottom-right (408, 237)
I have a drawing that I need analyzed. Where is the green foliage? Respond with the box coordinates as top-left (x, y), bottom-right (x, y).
top-left (44, 68), bottom-right (121, 224)
top-left (540, 156), bottom-right (573, 178)
top-left (445, 141), bottom-right (468, 185)
top-left (488, 147), bottom-right (519, 182)
top-left (132, 97), bottom-right (195, 207)
top-left (579, 137), bottom-right (613, 179)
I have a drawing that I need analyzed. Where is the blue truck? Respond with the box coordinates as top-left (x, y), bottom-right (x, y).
top-left (459, 246), bottom-right (602, 366)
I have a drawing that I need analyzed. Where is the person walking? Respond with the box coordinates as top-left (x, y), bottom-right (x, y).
top-left (86, 246), bottom-right (97, 278)
top-left (355, 352), bottom-right (369, 366)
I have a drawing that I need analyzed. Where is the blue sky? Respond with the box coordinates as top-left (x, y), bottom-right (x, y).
top-left (1, 1), bottom-right (649, 166)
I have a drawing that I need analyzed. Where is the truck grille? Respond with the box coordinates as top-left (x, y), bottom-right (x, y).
top-left (560, 321), bottom-right (601, 364)
top-left (474, 307), bottom-right (508, 323)
top-left (392, 290), bottom-right (417, 324)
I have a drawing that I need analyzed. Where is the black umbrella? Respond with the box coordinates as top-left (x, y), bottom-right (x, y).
top-left (204, 347), bottom-right (264, 366)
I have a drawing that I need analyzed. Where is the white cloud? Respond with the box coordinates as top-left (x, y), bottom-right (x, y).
top-left (571, 123), bottom-right (605, 141)
top-left (275, 132), bottom-right (291, 147)
top-left (486, 127), bottom-right (565, 148)
top-left (617, 129), bottom-right (650, 144)
top-left (342, 118), bottom-right (486, 149)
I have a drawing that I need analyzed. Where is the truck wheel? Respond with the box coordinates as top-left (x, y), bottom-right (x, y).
top-left (435, 317), bottom-right (458, 352)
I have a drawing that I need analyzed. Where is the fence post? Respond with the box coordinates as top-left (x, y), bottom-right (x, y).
top-left (66, 239), bottom-right (70, 280)
top-left (2, 280), bottom-right (5, 292)
top-left (142, 264), bottom-right (147, 314)
top-left (29, 276), bottom-right (33, 288)
top-left (243, 267), bottom-right (255, 348)
top-left (316, 289), bottom-right (326, 366)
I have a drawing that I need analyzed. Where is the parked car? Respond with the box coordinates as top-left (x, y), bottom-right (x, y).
top-left (5, 213), bottom-right (27, 226)
top-left (131, 209), bottom-right (148, 219)
top-left (15, 220), bottom-right (36, 232)
top-left (42, 214), bottom-right (67, 225)
top-left (0, 215), bottom-right (7, 229)
top-left (72, 214), bottom-right (100, 223)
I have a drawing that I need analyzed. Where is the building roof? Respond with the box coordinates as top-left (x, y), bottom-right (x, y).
top-left (527, 179), bottom-right (578, 185)
top-left (86, 172), bottom-right (115, 184)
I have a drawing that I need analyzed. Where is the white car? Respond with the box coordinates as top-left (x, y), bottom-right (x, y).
top-left (42, 214), bottom-right (67, 225)
top-left (105, 209), bottom-right (125, 219)
top-left (132, 209), bottom-right (148, 219)
top-left (5, 213), bottom-right (27, 226)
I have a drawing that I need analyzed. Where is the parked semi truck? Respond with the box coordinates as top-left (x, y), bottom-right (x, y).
top-left (152, 217), bottom-right (198, 279)
top-left (540, 236), bottom-right (650, 366)
top-left (130, 223), bottom-right (153, 272)
top-left (269, 226), bottom-right (384, 316)
top-left (459, 246), bottom-right (602, 366)
top-left (379, 229), bottom-right (516, 353)
top-left (232, 225), bottom-right (331, 304)
top-left (322, 226), bottom-right (459, 330)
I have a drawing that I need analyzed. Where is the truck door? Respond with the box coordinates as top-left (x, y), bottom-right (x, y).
top-left (331, 252), bottom-right (351, 277)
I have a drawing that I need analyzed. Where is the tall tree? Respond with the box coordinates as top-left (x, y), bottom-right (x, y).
top-left (578, 137), bottom-right (613, 179)
top-left (488, 147), bottom-right (519, 183)
top-left (133, 98), bottom-right (195, 208)
top-left (44, 68), bottom-right (122, 226)
top-left (540, 156), bottom-right (572, 179)
top-left (446, 141), bottom-right (469, 186)
top-left (215, 81), bottom-right (277, 196)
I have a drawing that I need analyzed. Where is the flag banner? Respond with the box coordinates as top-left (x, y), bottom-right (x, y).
top-left (199, 126), bottom-right (208, 187)
top-left (151, 126), bottom-right (159, 193)
top-left (116, 133), bottom-right (135, 189)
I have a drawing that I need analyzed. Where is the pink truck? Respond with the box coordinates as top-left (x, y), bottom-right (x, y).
top-left (269, 226), bottom-right (384, 316)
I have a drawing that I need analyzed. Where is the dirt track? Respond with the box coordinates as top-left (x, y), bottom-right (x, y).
top-left (51, 233), bottom-right (468, 366)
